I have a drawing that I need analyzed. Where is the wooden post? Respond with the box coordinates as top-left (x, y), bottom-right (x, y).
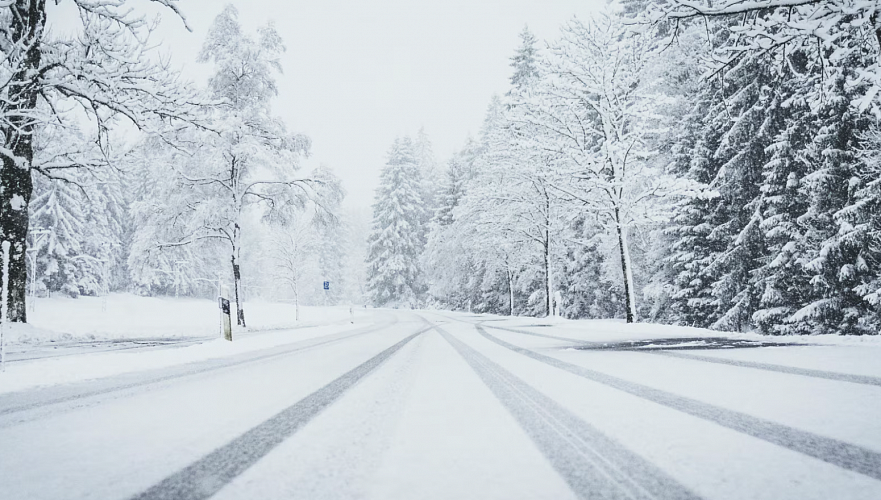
top-left (219, 297), bottom-right (233, 341)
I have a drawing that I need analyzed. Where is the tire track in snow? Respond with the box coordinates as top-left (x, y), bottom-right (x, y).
top-left (649, 350), bottom-right (881, 387)
top-left (434, 322), bottom-right (700, 500)
top-left (476, 325), bottom-right (881, 482)
top-left (212, 329), bottom-right (424, 500)
top-left (129, 328), bottom-right (426, 500)
top-left (481, 321), bottom-right (881, 388)
top-left (485, 324), bottom-right (591, 344)
top-left (0, 315), bottom-right (399, 422)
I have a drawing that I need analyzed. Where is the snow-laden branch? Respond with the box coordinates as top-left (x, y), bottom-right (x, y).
top-left (633, 0), bottom-right (881, 114)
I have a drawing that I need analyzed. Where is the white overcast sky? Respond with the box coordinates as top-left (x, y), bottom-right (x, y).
top-left (54, 0), bottom-right (607, 209)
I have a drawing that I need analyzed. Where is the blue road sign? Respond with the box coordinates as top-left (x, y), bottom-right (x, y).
top-left (323, 281), bottom-right (330, 290)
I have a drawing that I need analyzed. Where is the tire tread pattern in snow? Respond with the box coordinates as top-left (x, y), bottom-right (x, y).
top-left (477, 325), bottom-right (881, 482)
top-left (128, 329), bottom-right (424, 500)
top-left (0, 316), bottom-right (399, 422)
top-left (487, 322), bottom-right (881, 388)
top-left (651, 350), bottom-right (881, 387)
top-left (436, 324), bottom-right (701, 500)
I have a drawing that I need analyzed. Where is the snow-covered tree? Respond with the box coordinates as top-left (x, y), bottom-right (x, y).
top-left (0, 0), bottom-right (197, 321)
top-left (509, 26), bottom-right (540, 90)
top-left (414, 127), bottom-right (441, 229)
top-left (515, 15), bottom-right (697, 323)
top-left (640, 0), bottom-right (881, 114)
top-left (366, 136), bottom-right (425, 307)
top-left (130, 6), bottom-right (332, 327)
top-left (423, 147), bottom-right (480, 311)
top-left (271, 216), bottom-right (319, 321)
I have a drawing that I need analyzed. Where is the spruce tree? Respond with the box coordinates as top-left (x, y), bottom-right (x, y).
top-left (795, 68), bottom-right (874, 335)
top-left (752, 54), bottom-right (814, 335)
top-left (509, 26), bottom-right (539, 91)
top-left (366, 137), bottom-right (426, 307)
top-left (704, 57), bottom-right (771, 332)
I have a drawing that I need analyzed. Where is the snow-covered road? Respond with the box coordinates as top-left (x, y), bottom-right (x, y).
top-left (1, 309), bottom-right (880, 499)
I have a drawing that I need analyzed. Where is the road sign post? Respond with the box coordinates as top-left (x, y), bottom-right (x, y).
top-left (323, 281), bottom-right (329, 307)
top-left (219, 297), bottom-right (232, 341)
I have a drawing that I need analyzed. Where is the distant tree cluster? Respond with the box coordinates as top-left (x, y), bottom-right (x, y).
top-left (368, 1), bottom-right (881, 335)
top-left (1, 3), bottom-right (362, 325)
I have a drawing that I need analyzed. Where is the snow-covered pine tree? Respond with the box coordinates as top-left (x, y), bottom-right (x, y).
top-left (846, 125), bottom-right (881, 332)
top-left (665, 42), bottom-right (774, 331)
top-left (366, 137), bottom-right (426, 307)
top-left (752, 52), bottom-right (815, 335)
top-left (665, 76), bottom-right (734, 328)
top-left (701, 56), bottom-right (773, 332)
top-left (28, 120), bottom-right (127, 299)
top-left (414, 128), bottom-right (441, 233)
top-left (30, 176), bottom-right (89, 297)
top-left (423, 151), bottom-right (473, 310)
top-left (433, 154), bottom-right (467, 228)
top-left (509, 26), bottom-right (539, 90)
top-left (557, 216), bottom-right (622, 319)
top-left (794, 68), bottom-right (875, 335)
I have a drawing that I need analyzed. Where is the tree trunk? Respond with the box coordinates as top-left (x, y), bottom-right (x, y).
top-left (231, 253), bottom-right (246, 327)
top-left (0, 1), bottom-right (47, 323)
top-left (872, 12), bottom-right (881, 56)
top-left (294, 281), bottom-right (299, 322)
top-left (507, 268), bottom-right (514, 317)
top-left (544, 232), bottom-right (554, 317)
top-left (615, 208), bottom-right (637, 323)
top-left (544, 190), bottom-right (554, 318)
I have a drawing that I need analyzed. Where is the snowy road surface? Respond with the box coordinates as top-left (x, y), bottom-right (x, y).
top-left (1, 310), bottom-right (880, 499)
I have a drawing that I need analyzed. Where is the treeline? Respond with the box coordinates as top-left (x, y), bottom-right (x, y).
top-left (367, 1), bottom-right (881, 335)
top-left (17, 5), bottom-right (362, 325)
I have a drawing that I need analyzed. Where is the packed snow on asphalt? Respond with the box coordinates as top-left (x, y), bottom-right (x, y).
top-left (1, 301), bottom-right (880, 499)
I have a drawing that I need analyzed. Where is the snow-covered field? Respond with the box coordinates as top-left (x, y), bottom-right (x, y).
top-left (0, 294), bottom-right (367, 393)
top-left (8, 293), bottom-right (356, 344)
top-left (1, 307), bottom-right (880, 499)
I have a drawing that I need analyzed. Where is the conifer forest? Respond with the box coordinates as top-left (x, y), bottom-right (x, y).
top-left (4, 0), bottom-right (881, 336)
top-left (370, 1), bottom-right (881, 336)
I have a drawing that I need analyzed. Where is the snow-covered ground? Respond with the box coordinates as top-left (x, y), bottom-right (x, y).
top-left (0, 294), bottom-right (368, 393)
top-left (1, 307), bottom-right (879, 499)
top-left (8, 293), bottom-right (357, 344)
